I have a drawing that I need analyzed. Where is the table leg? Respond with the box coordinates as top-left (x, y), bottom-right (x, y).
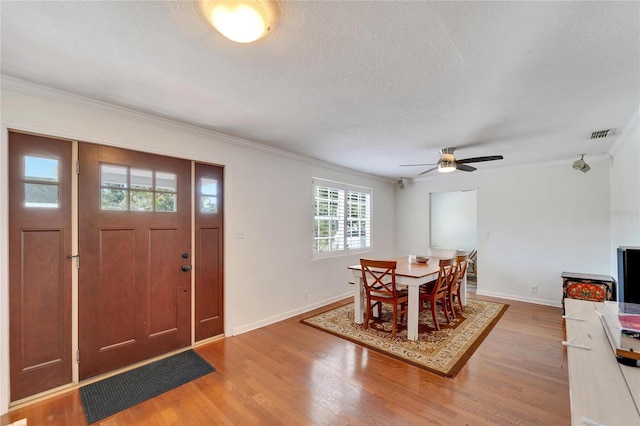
top-left (354, 277), bottom-right (364, 324)
top-left (461, 271), bottom-right (467, 306)
top-left (407, 286), bottom-right (419, 341)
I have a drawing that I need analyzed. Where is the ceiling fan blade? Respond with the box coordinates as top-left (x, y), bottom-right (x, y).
top-left (456, 155), bottom-right (504, 164)
top-left (399, 163), bottom-right (438, 167)
top-left (418, 167), bottom-right (438, 176)
top-left (457, 164), bottom-right (477, 172)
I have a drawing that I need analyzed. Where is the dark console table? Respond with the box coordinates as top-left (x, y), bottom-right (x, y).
top-left (562, 272), bottom-right (615, 312)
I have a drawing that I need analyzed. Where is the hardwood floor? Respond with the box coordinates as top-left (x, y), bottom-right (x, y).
top-left (2, 295), bottom-right (570, 425)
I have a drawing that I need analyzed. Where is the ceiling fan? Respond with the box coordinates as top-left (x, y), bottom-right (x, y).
top-left (400, 147), bottom-right (504, 176)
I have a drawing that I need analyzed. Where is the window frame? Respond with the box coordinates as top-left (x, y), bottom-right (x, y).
top-left (99, 162), bottom-right (178, 212)
top-left (22, 154), bottom-right (61, 209)
top-left (312, 178), bottom-right (372, 260)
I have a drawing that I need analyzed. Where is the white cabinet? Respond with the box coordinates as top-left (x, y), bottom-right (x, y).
top-left (564, 299), bottom-right (640, 425)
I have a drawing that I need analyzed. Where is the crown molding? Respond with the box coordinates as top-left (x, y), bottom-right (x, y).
top-left (608, 107), bottom-right (639, 158)
top-left (1, 75), bottom-right (392, 184)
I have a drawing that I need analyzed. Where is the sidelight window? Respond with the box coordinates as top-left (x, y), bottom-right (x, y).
top-left (199, 177), bottom-right (218, 214)
top-left (24, 155), bottom-right (60, 208)
top-left (101, 164), bottom-right (177, 212)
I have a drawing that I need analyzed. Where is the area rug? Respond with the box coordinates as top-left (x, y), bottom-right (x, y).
top-left (301, 299), bottom-right (507, 377)
top-left (80, 349), bottom-right (215, 424)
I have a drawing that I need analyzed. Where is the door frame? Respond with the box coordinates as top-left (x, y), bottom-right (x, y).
top-left (1, 125), bottom-right (12, 413)
top-left (0, 124), bottom-right (227, 410)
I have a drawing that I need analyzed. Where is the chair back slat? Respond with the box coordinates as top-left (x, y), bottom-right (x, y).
top-left (434, 258), bottom-right (454, 297)
top-left (360, 258), bottom-right (407, 338)
top-left (447, 254), bottom-right (467, 297)
top-left (454, 254), bottom-right (468, 288)
top-left (468, 248), bottom-right (477, 261)
top-left (360, 259), bottom-right (398, 297)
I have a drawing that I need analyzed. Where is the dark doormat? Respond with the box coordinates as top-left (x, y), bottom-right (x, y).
top-left (80, 349), bottom-right (215, 424)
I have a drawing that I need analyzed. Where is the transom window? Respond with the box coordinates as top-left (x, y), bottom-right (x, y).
top-left (312, 178), bottom-right (371, 259)
top-left (100, 164), bottom-right (177, 212)
top-left (24, 155), bottom-right (60, 208)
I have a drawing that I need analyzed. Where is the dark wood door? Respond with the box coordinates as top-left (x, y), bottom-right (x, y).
top-left (78, 143), bottom-right (191, 379)
top-left (8, 132), bottom-right (72, 401)
top-left (194, 163), bottom-right (224, 341)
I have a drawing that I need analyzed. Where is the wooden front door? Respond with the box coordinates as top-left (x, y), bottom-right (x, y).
top-left (194, 163), bottom-right (224, 341)
top-left (78, 143), bottom-right (191, 379)
top-left (8, 132), bottom-right (72, 401)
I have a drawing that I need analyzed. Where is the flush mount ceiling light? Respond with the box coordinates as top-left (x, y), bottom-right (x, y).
top-left (206, 0), bottom-right (271, 43)
top-left (572, 154), bottom-right (591, 173)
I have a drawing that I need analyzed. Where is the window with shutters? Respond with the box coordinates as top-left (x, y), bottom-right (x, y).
top-left (312, 178), bottom-right (371, 259)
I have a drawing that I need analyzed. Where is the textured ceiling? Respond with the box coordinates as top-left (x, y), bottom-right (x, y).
top-left (1, 1), bottom-right (639, 179)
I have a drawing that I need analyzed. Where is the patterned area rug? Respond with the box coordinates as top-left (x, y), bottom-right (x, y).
top-left (301, 299), bottom-right (508, 377)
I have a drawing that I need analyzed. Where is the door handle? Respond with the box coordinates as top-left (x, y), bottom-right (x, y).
top-left (181, 265), bottom-right (192, 272)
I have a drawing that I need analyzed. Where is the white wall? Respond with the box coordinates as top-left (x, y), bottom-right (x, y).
top-left (396, 157), bottom-right (611, 307)
top-left (1, 78), bottom-right (635, 415)
top-left (430, 190), bottom-right (477, 252)
top-left (0, 79), bottom-right (396, 413)
top-left (609, 110), bottom-right (640, 279)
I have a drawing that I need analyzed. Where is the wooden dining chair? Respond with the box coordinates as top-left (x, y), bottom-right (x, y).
top-left (419, 258), bottom-right (454, 331)
top-left (360, 259), bottom-right (408, 338)
top-left (446, 254), bottom-right (468, 319)
top-left (467, 248), bottom-right (477, 277)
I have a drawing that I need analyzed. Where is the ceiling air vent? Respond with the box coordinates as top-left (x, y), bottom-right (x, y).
top-left (590, 129), bottom-right (615, 139)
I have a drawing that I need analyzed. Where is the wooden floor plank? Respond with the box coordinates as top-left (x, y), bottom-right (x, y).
top-left (2, 295), bottom-right (570, 425)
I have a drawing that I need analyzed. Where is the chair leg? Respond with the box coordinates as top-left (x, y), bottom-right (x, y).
top-left (431, 301), bottom-right (440, 331)
top-left (448, 292), bottom-right (457, 319)
top-left (399, 302), bottom-right (406, 324)
top-left (391, 304), bottom-right (397, 338)
top-left (371, 301), bottom-right (381, 318)
top-left (364, 297), bottom-right (372, 330)
top-left (456, 288), bottom-right (464, 312)
top-left (441, 297), bottom-right (450, 323)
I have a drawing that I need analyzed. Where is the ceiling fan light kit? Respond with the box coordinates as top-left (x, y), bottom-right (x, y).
top-left (206, 0), bottom-right (271, 43)
top-left (400, 147), bottom-right (504, 176)
top-left (438, 148), bottom-right (456, 173)
top-left (437, 161), bottom-right (457, 173)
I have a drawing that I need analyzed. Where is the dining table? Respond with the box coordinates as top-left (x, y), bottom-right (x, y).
top-left (348, 256), bottom-right (467, 341)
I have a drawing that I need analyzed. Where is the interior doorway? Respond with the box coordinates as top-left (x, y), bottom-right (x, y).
top-left (429, 190), bottom-right (478, 289)
top-left (429, 190), bottom-right (477, 250)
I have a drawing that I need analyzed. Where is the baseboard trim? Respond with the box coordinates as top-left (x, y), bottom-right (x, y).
top-left (476, 290), bottom-right (562, 308)
top-left (231, 291), bottom-right (353, 335)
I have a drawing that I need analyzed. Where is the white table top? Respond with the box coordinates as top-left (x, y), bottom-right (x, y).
top-left (564, 299), bottom-right (640, 425)
top-left (348, 256), bottom-right (448, 279)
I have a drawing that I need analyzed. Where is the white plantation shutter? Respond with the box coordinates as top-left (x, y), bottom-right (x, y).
top-left (312, 178), bottom-right (372, 259)
top-left (346, 190), bottom-right (371, 250)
